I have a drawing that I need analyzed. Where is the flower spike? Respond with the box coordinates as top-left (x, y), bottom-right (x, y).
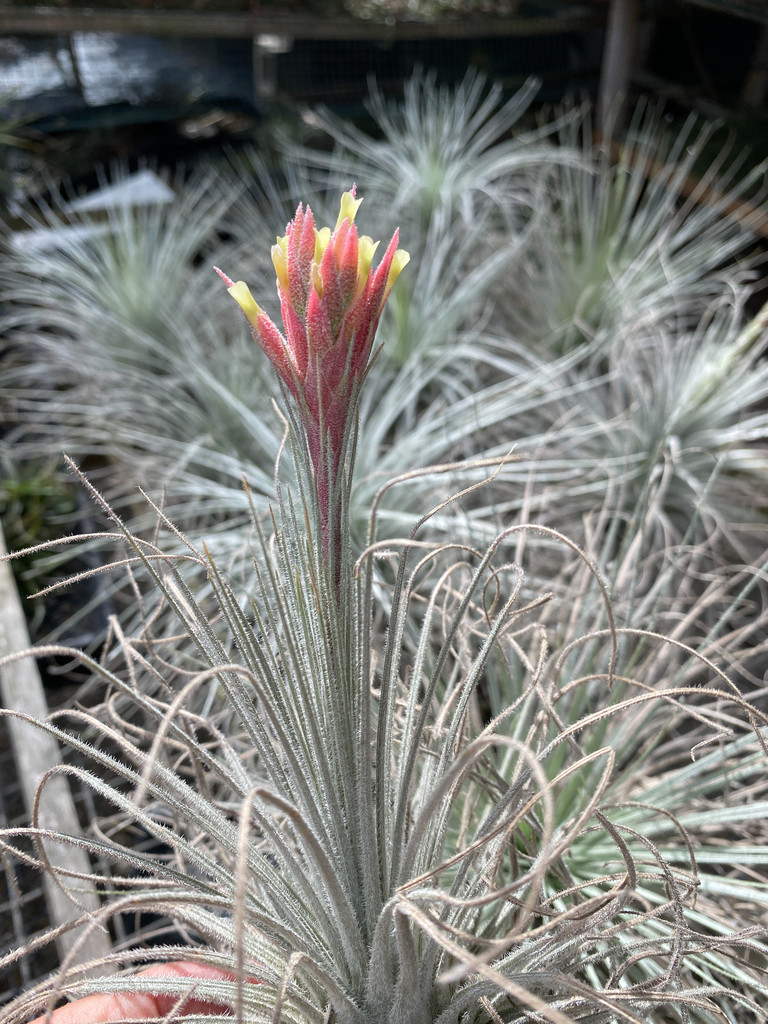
top-left (218, 190), bottom-right (409, 575)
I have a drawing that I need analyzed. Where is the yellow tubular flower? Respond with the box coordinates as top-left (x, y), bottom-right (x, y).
top-left (357, 236), bottom-right (379, 291)
top-left (335, 189), bottom-right (363, 229)
top-left (311, 263), bottom-right (324, 298)
top-left (227, 280), bottom-right (263, 327)
top-left (314, 227), bottom-right (331, 263)
top-left (387, 250), bottom-right (411, 290)
top-left (271, 240), bottom-right (289, 292)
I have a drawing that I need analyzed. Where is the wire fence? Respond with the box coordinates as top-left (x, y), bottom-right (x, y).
top-left (0, 685), bottom-right (140, 1006)
top-left (0, 710), bottom-right (61, 1005)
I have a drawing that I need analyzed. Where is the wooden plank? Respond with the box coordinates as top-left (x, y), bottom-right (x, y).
top-left (0, 523), bottom-right (110, 969)
top-left (0, 6), bottom-right (604, 39)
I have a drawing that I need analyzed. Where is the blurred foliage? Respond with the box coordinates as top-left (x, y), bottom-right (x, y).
top-left (0, 458), bottom-right (76, 550)
top-left (0, 456), bottom-right (78, 631)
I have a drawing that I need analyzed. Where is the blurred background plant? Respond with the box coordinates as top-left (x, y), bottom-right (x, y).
top-left (0, 101), bottom-right (40, 201)
top-left (0, 456), bottom-right (77, 635)
top-left (294, 69), bottom-right (554, 226)
top-left (498, 103), bottom-right (766, 359)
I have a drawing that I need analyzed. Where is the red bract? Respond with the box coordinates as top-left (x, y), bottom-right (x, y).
top-left (216, 188), bottom-right (409, 572)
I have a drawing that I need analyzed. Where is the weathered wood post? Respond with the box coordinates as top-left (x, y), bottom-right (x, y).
top-left (0, 523), bottom-right (111, 970)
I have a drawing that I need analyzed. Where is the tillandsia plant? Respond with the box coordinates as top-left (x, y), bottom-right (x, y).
top-left (4, 188), bottom-right (768, 1024)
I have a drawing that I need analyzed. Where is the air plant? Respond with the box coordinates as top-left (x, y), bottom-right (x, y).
top-left (294, 68), bottom-right (558, 228)
top-left (3, 187), bottom-right (768, 1024)
top-left (499, 102), bottom-right (766, 358)
top-left (489, 291), bottom-right (768, 578)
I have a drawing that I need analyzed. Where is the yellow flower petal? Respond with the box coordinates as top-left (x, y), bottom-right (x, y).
top-left (335, 189), bottom-right (363, 229)
top-left (357, 235), bottom-right (379, 284)
top-left (387, 249), bottom-right (410, 289)
top-left (271, 242), bottom-right (290, 292)
top-left (314, 226), bottom-right (331, 263)
top-left (311, 262), bottom-right (324, 298)
top-left (228, 280), bottom-right (263, 325)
